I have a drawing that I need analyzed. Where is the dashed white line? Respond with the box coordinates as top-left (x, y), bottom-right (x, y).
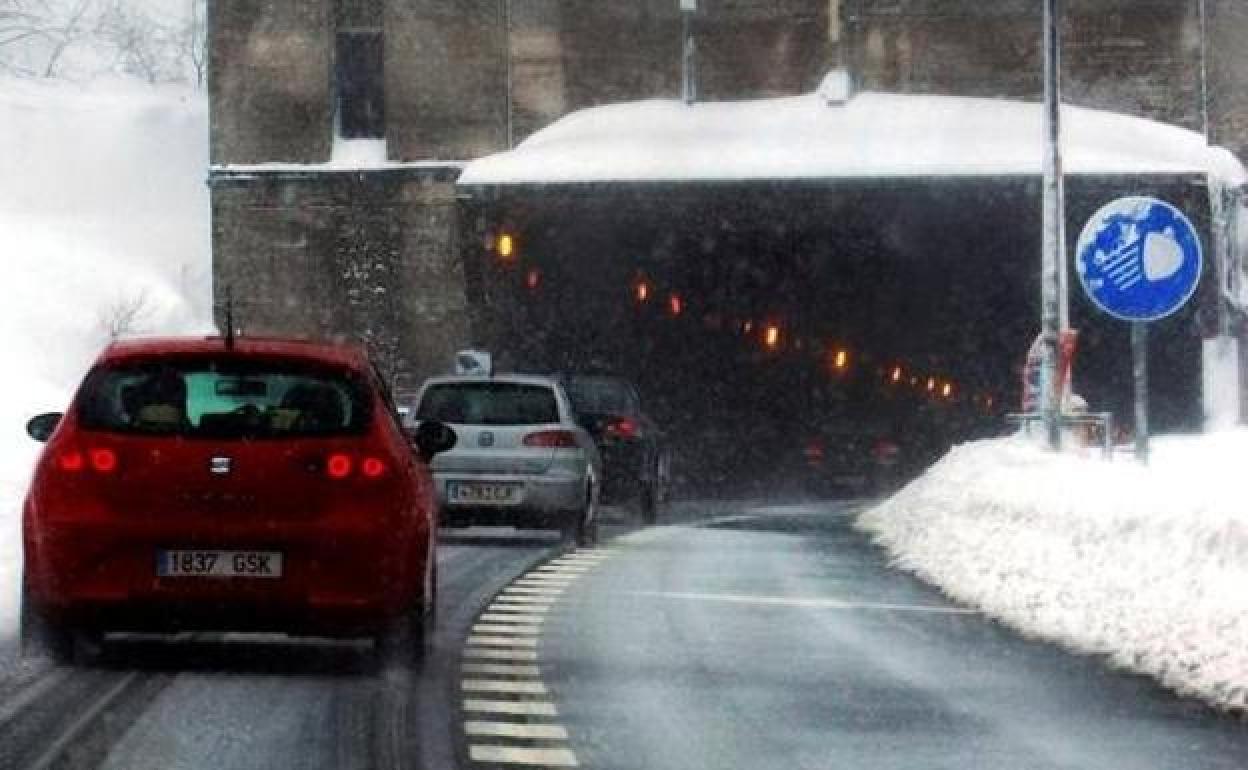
top-left (469, 745), bottom-right (579, 766)
top-left (512, 580), bottom-right (576, 589)
top-left (628, 590), bottom-right (977, 614)
top-left (462, 663), bottom-right (542, 677)
top-left (462, 679), bottom-right (549, 695)
top-left (466, 635), bottom-right (540, 647)
top-left (502, 586), bottom-right (565, 596)
top-left (462, 648), bottom-right (539, 662)
top-left (490, 596), bottom-right (556, 606)
top-left (463, 699), bottom-right (558, 716)
top-left (465, 720), bottom-right (570, 740)
top-left (479, 613), bottom-right (546, 624)
top-left (472, 624), bottom-right (542, 635)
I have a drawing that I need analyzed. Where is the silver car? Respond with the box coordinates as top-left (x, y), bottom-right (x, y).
top-left (409, 375), bottom-right (601, 543)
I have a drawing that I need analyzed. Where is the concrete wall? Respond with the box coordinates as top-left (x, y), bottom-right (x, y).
top-left (843, 0), bottom-right (1205, 133)
top-left (386, 1), bottom-right (508, 160)
top-left (209, 0), bottom-right (333, 165)
top-left (211, 169), bottom-right (468, 383)
top-left (1208, 0), bottom-right (1248, 157)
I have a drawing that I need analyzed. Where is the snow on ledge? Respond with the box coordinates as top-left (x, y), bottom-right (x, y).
top-left (857, 434), bottom-right (1248, 711)
top-left (460, 90), bottom-right (1246, 186)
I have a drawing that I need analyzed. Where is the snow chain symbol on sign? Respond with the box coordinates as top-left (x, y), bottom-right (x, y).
top-left (1074, 196), bottom-right (1203, 323)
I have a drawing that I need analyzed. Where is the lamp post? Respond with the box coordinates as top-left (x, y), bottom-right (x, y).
top-left (681, 0), bottom-right (698, 105)
top-left (1040, 0), bottom-right (1068, 449)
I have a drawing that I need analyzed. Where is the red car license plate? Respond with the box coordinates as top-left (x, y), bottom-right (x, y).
top-left (158, 550), bottom-right (283, 578)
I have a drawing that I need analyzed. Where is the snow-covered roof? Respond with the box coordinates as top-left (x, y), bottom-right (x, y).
top-left (459, 89), bottom-right (1246, 187)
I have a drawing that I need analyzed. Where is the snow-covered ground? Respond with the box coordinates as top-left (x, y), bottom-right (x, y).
top-left (0, 76), bottom-right (210, 635)
top-left (858, 433), bottom-right (1248, 711)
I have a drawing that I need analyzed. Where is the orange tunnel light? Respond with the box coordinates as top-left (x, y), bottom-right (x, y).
top-left (764, 325), bottom-right (781, 349)
top-left (496, 233), bottom-right (515, 260)
top-left (635, 279), bottom-right (651, 303)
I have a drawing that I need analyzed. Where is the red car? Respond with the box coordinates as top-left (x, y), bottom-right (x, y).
top-left (21, 336), bottom-right (455, 665)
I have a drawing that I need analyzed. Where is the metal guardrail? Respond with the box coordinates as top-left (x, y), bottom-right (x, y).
top-left (1005, 411), bottom-right (1115, 458)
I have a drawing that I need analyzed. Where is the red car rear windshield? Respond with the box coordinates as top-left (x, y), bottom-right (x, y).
top-left (77, 356), bottom-right (372, 438)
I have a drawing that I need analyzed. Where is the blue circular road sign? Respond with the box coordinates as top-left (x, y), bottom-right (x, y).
top-left (1074, 196), bottom-right (1203, 323)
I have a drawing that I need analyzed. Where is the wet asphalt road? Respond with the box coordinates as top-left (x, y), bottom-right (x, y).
top-left (2, 502), bottom-right (1246, 769)
top-left (533, 503), bottom-right (1248, 770)
top-left (0, 531), bottom-right (559, 770)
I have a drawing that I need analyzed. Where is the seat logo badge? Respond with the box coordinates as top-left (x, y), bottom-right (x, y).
top-left (210, 456), bottom-right (233, 475)
top-left (479, 432), bottom-right (495, 447)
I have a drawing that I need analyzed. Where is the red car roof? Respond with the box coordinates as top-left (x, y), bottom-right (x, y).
top-left (96, 336), bottom-right (370, 370)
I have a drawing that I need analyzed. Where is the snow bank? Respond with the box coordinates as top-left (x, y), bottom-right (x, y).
top-left (858, 434), bottom-right (1248, 711)
top-left (0, 77), bottom-right (211, 635)
top-left (460, 91), bottom-right (1246, 186)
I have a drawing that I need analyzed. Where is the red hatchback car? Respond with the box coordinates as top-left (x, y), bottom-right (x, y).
top-left (21, 336), bottom-right (455, 665)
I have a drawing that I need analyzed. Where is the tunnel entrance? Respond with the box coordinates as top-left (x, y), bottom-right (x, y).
top-left (459, 175), bottom-right (1213, 496)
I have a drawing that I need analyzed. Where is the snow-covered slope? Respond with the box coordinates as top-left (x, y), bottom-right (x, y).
top-left (858, 435), bottom-right (1248, 711)
top-left (0, 77), bottom-right (211, 635)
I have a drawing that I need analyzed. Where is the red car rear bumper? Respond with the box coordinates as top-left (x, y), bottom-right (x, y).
top-left (24, 513), bottom-right (430, 636)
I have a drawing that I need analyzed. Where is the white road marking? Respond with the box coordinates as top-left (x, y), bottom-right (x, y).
top-left (537, 564), bottom-right (591, 573)
top-left (515, 573), bottom-right (579, 582)
top-left (472, 624), bottom-right (541, 635)
top-left (464, 699), bottom-right (557, 716)
top-left (466, 635), bottom-right (540, 647)
top-left (463, 679), bottom-right (549, 695)
top-left (479, 613), bottom-right (546, 624)
top-left (462, 663), bottom-right (542, 677)
top-left (512, 578), bottom-right (576, 588)
top-left (462, 648), bottom-right (539, 662)
top-left (469, 745), bottom-right (578, 766)
top-left (549, 556), bottom-right (601, 566)
top-left (492, 595), bottom-right (556, 605)
top-left (503, 586), bottom-right (565, 596)
top-left (628, 590), bottom-right (977, 614)
top-left (465, 720), bottom-right (569, 740)
top-left (488, 602), bottom-right (553, 613)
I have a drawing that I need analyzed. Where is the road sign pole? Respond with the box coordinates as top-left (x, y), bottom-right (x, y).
top-left (681, 1), bottom-right (698, 105)
top-left (1132, 322), bottom-right (1149, 464)
top-left (1040, 0), bottom-right (1064, 450)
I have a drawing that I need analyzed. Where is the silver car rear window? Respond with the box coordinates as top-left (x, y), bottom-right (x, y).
top-left (417, 382), bottom-right (558, 426)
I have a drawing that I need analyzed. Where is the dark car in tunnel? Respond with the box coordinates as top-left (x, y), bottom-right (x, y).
top-left (562, 374), bottom-right (671, 523)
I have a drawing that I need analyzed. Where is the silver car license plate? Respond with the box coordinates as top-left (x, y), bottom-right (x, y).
top-left (158, 550), bottom-right (283, 578)
top-left (447, 482), bottom-right (521, 505)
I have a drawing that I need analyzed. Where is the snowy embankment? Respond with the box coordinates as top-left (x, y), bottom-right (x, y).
top-left (858, 434), bottom-right (1248, 711)
top-left (0, 77), bottom-right (210, 635)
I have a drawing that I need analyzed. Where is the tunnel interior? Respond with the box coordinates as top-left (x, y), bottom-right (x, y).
top-left (462, 176), bottom-right (1212, 495)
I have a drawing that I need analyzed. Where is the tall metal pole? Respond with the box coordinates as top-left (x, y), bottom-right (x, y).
top-left (1199, 0), bottom-right (1211, 144)
top-left (1132, 323), bottom-right (1150, 464)
top-left (1040, 0), bottom-right (1066, 449)
top-left (681, 0), bottom-right (697, 105)
top-left (503, 0), bottom-right (514, 148)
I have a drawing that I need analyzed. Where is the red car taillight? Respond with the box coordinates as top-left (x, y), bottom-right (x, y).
top-left (325, 452), bottom-right (389, 480)
top-left (89, 448), bottom-right (118, 473)
top-left (604, 418), bottom-right (640, 440)
top-left (361, 456), bottom-right (387, 478)
top-left (56, 447), bottom-right (118, 474)
top-left (57, 450), bottom-right (85, 472)
top-left (326, 453), bottom-right (353, 479)
top-left (524, 430), bottom-right (579, 448)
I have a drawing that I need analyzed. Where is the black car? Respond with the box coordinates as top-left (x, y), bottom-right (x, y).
top-left (563, 375), bottom-right (670, 523)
